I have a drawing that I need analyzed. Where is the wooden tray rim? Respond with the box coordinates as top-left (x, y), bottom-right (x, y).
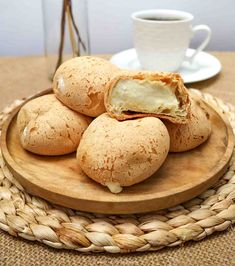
top-left (0, 89), bottom-right (234, 211)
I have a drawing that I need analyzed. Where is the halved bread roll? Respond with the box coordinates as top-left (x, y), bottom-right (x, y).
top-left (104, 71), bottom-right (191, 124)
top-left (164, 98), bottom-right (211, 152)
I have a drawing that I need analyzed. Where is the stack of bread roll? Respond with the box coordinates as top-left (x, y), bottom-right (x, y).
top-left (17, 56), bottom-right (211, 193)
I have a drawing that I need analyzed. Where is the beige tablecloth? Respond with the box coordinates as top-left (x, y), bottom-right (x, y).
top-left (0, 52), bottom-right (235, 265)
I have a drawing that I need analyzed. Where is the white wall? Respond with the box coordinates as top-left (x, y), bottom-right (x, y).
top-left (0, 0), bottom-right (44, 55)
top-left (88, 0), bottom-right (235, 53)
top-left (0, 0), bottom-right (234, 56)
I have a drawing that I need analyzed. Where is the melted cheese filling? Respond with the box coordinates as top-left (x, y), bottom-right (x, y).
top-left (106, 182), bottom-right (123, 194)
top-left (57, 76), bottom-right (65, 91)
top-left (23, 126), bottom-right (28, 138)
top-left (110, 79), bottom-right (185, 116)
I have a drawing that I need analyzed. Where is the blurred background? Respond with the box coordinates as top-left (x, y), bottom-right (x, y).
top-left (0, 0), bottom-right (235, 57)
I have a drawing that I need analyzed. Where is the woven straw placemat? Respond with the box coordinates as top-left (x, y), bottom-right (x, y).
top-left (0, 89), bottom-right (235, 254)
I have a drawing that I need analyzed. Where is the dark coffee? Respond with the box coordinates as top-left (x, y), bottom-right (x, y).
top-left (143, 17), bottom-right (182, 21)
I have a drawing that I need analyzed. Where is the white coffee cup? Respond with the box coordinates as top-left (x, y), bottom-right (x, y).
top-left (132, 9), bottom-right (211, 71)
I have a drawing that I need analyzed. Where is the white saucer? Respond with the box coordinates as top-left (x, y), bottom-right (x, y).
top-left (110, 48), bottom-right (221, 84)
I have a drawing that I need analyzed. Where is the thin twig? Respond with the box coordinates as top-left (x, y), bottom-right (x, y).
top-left (54, 0), bottom-right (87, 73)
top-left (68, 0), bottom-right (86, 51)
top-left (66, 4), bottom-right (77, 57)
top-left (55, 0), bottom-right (67, 73)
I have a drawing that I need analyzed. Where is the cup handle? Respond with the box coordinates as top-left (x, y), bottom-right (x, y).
top-left (187, 25), bottom-right (212, 63)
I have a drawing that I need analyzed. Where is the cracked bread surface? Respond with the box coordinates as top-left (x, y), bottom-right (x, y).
top-left (77, 113), bottom-right (170, 193)
top-left (164, 98), bottom-right (211, 152)
top-left (53, 56), bottom-right (119, 117)
top-left (17, 94), bottom-right (92, 155)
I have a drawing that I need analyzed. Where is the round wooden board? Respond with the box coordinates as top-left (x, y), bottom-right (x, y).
top-left (1, 90), bottom-right (234, 214)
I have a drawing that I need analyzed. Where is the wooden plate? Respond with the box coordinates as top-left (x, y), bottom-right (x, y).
top-left (1, 90), bottom-right (234, 214)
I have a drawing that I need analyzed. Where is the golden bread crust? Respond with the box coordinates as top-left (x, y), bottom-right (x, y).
top-left (53, 56), bottom-right (119, 117)
top-left (164, 97), bottom-right (211, 152)
top-left (77, 113), bottom-right (170, 191)
top-left (17, 94), bottom-right (92, 155)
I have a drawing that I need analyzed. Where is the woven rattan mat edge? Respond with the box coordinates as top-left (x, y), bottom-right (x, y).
top-left (0, 89), bottom-right (235, 253)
